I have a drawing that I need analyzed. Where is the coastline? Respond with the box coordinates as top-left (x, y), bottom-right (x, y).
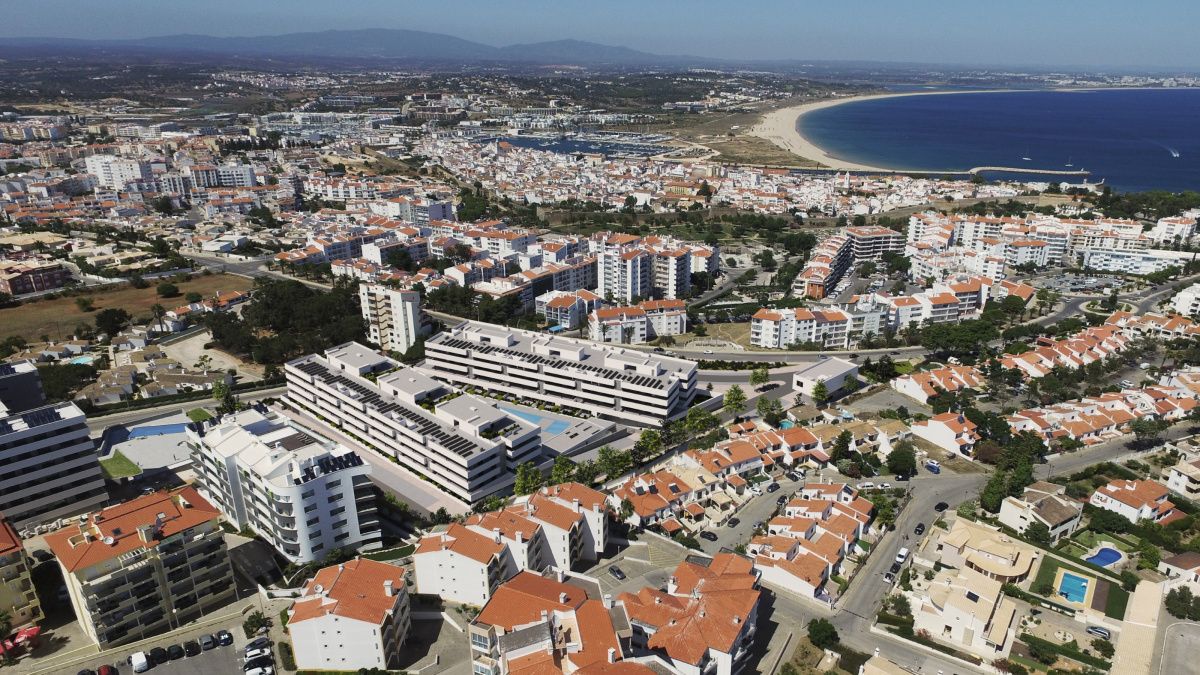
top-left (750, 88), bottom-right (1034, 171)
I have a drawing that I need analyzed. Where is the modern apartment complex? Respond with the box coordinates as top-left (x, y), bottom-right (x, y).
top-left (423, 322), bottom-right (699, 426)
top-left (359, 283), bottom-right (424, 354)
top-left (285, 342), bottom-right (541, 503)
top-left (0, 400), bottom-right (108, 529)
top-left (188, 407), bottom-right (382, 564)
top-left (588, 299), bottom-right (688, 345)
top-left (45, 487), bottom-right (237, 648)
top-left (0, 516), bottom-right (41, 630)
top-left (0, 360), bottom-right (45, 413)
top-left (288, 558), bottom-right (412, 672)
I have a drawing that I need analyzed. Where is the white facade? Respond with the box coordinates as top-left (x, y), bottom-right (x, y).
top-left (1171, 283), bottom-right (1200, 318)
top-left (1081, 248), bottom-right (1197, 275)
top-left (912, 413), bottom-right (979, 459)
top-left (188, 407), bottom-right (382, 564)
top-left (360, 283), bottom-right (423, 354)
top-left (84, 155), bottom-right (149, 191)
top-left (792, 358), bottom-right (859, 399)
top-left (598, 249), bottom-right (652, 303)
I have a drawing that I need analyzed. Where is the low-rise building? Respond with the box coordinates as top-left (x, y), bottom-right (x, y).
top-left (0, 515), bottom-right (40, 629)
top-left (934, 519), bottom-right (1036, 584)
top-left (288, 558), bottom-right (411, 672)
top-left (791, 357), bottom-right (858, 401)
top-left (997, 481), bottom-right (1083, 543)
top-left (413, 523), bottom-right (508, 606)
top-left (1089, 479), bottom-right (1183, 524)
top-left (911, 567), bottom-right (1019, 660)
top-left (912, 413), bottom-right (980, 460)
top-left (1167, 457), bottom-right (1200, 500)
top-left (45, 487), bottom-right (236, 648)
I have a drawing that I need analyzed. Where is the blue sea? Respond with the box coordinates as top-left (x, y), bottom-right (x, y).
top-left (797, 88), bottom-right (1200, 193)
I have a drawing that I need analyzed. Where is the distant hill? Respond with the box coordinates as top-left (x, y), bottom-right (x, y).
top-left (0, 29), bottom-right (701, 66)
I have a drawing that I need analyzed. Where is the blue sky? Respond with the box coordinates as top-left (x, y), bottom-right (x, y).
top-left (4, 0), bottom-right (1199, 69)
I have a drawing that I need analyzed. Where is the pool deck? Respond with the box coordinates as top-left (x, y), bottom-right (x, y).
top-left (1053, 568), bottom-right (1097, 609)
top-left (99, 411), bottom-right (195, 472)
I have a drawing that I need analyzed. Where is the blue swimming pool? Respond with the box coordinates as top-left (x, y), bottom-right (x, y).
top-left (780, 420), bottom-right (795, 429)
top-left (501, 407), bottom-right (570, 436)
top-left (68, 355), bottom-right (95, 365)
top-left (1086, 547), bottom-right (1122, 567)
top-left (128, 423), bottom-right (189, 439)
top-left (1058, 572), bottom-right (1090, 603)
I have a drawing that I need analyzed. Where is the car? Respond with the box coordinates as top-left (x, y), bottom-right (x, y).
top-left (1086, 626), bottom-right (1112, 640)
top-left (245, 668), bottom-right (274, 675)
top-left (245, 637), bottom-right (271, 652)
top-left (849, 353), bottom-right (860, 359)
top-left (216, 630), bottom-right (234, 646)
top-left (244, 656), bottom-right (274, 672)
top-left (889, 351), bottom-right (900, 356)
top-left (32, 549), bottom-right (53, 562)
top-left (167, 644), bottom-right (185, 661)
top-left (934, 501), bottom-right (949, 512)
top-left (749, 485), bottom-right (763, 496)
top-left (703, 349), bottom-right (713, 355)
top-left (200, 634), bottom-right (217, 651)
top-left (914, 523), bottom-right (926, 535)
top-left (859, 482), bottom-right (875, 490)
top-left (880, 482), bottom-right (891, 489)
top-left (888, 561), bottom-right (902, 574)
top-left (699, 531), bottom-right (718, 542)
top-left (776, 494), bottom-right (788, 505)
top-left (608, 566), bottom-right (626, 581)
top-left (78, 670), bottom-right (96, 675)
top-left (97, 666), bottom-right (118, 675)
top-left (184, 640), bottom-right (201, 657)
top-left (130, 652), bottom-right (150, 674)
top-left (883, 572), bottom-right (895, 583)
top-left (766, 482), bottom-right (780, 493)
top-left (752, 521), bottom-right (764, 531)
top-left (895, 473), bottom-right (910, 482)
top-left (244, 647), bottom-right (272, 661)
top-left (148, 647), bottom-right (168, 666)
top-left (726, 517), bottom-right (740, 527)
top-left (652, 347), bottom-right (664, 353)
top-left (895, 547), bottom-right (910, 564)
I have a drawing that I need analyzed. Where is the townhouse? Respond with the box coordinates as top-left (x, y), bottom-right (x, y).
top-left (187, 407), bottom-right (382, 564)
top-left (286, 342), bottom-right (541, 503)
top-left (1089, 479), bottom-right (1184, 525)
top-left (912, 413), bottom-right (981, 460)
top-left (45, 487), bottom-right (237, 648)
top-left (423, 323), bottom-right (698, 427)
top-left (997, 481), bottom-right (1083, 543)
top-left (288, 558), bottom-right (411, 672)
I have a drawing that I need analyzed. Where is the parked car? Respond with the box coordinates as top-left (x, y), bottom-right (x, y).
top-left (245, 668), bottom-right (274, 675)
top-left (1086, 626), bottom-right (1112, 640)
top-left (880, 482), bottom-right (891, 489)
top-left (776, 495), bottom-right (788, 506)
top-left (889, 561), bottom-right (902, 575)
top-left (184, 640), bottom-right (201, 657)
top-left (200, 634), bottom-right (217, 651)
top-left (859, 482), bottom-right (875, 490)
top-left (700, 531), bottom-right (718, 542)
top-left (895, 547), bottom-right (910, 564)
top-left (97, 666), bottom-right (117, 675)
top-left (148, 647), bottom-right (168, 666)
top-left (78, 669), bottom-right (96, 675)
top-left (889, 351), bottom-right (901, 355)
top-left (608, 566), bottom-right (626, 581)
top-left (914, 523), bottom-right (926, 535)
top-left (245, 637), bottom-right (271, 652)
top-left (244, 657), bottom-right (274, 672)
top-left (166, 644), bottom-right (185, 661)
top-left (766, 482), bottom-right (780, 493)
top-left (883, 572), bottom-right (895, 583)
top-left (244, 648), bottom-right (272, 661)
top-left (726, 517), bottom-right (740, 527)
top-left (130, 652), bottom-right (150, 674)
top-left (216, 630), bottom-right (234, 646)
top-left (934, 501), bottom-right (949, 512)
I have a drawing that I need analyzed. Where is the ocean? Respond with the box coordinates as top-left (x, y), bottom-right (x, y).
top-left (797, 88), bottom-right (1200, 193)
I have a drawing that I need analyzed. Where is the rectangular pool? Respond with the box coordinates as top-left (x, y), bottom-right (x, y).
top-left (500, 407), bottom-right (570, 436)
top-left (1058, 572), bottom-right (1090, 603)
top-left (128, 423), bottom-right (190, 439)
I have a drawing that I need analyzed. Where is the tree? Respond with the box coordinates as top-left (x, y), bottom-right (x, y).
top-left (74, 296), bottom-right (95, 312)
top-left (619, 498), bottom-right (635, 521)
top-left (831, 430), bottom-right (853, 463)
top-left (885, 442), bottom-right (917, 477)
top-left (1130, 417), bottom-right (1167, 444)
top-left (598, 446), bottom-right (632, 480)
top-left (514, 462), bottom-right (543, 495)
top-left (632, 429), bottom-right (663, 464)
top-left (685, 406), bottom-right (718, 436)
top-left (807, 618), bottom-right (839, 650)
top-left (212, 380), bottom-right (238, 415)
top-left (756, 396), bottom-right (785, 427)
top-left (1091, 638), bottom-right (1115, 659)
top-left (94, 307), bottom-right (131, 336)
top-left (749, 366), bottom-right (770, 389)
top-left (811, 379), bottom-right (829, 407)
top-left (980, 471), bottom-right (1008, 513)
top-left (549, 456), bottom-right (577, 486)
top-left (194, 354), bottom-right (214, 371)
top-left (1024, 522), bottom-right (1052, 547)
top-left (723, 385), bottom-right (747, 418)
top-left (185, 291), bottom-right (204, 303)
top-left (155, 282), bottom-right (179, 298)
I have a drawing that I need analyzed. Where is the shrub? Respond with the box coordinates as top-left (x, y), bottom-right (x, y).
top-left (1091, 638), bottom-right (1114, 659)
top-left (807, 618), bottom-right (839, 650)
top-left (278, 641), bottom-right (296, 670)
top-left (242, 610), bottom-right (271, 638)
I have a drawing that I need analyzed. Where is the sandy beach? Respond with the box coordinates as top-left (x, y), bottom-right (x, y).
top-left (750, 89), bottom-right (1027, 171)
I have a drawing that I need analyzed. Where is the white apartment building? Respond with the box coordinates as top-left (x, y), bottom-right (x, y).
top-left (652, 249), bottom-right (692, 299)
top-left (1081, 248), bottom-right (1197, 275)
top-left (912, 567), bottom-right (1017, 660)
top-left (598, 248), bottom-right (653, 303)
top-left (912, 413), bottom-right (980, 460)
top-left (1171, 283), bottom-right (1200, 317)
top-left (1151, 215), bottom-right (1198, 245)
top-left (413, 523), bottom-right (510, 606)
top-left (285, 343), bottom-right (541, 503)
top-left (535, 289), bottom-right (602, 331)
top-left (45, 487), bottom-right (237, 648)
top-left (1088, 479), bottom-right (1180, 524)
top-left (1167, 457), bottom-right (1200, 500)
top-left (750, 307), bottom-right (851, 349)
top-left (360, 283), bottom-right (423, 354)
top-left (423, 323), bottom-right (698, 427)
top-left (288, 558), bottom-right (411, 672)
top-left (846, 225), bottom-right (905, 260)
top-left (588, 299), bottom-right (688, 345)
top-left (1005, 240), bottom-right (1050, 267)
top-left (997, 482), bottom-right (1082, 543)
top-left (0, 401), bottom-right (108, 529)
top-left (382, 196), bottom-right (455, 225)
top-left (83, 155), bottom-right (149, 191)
top-left (188, 407), bottom-right (382, 564)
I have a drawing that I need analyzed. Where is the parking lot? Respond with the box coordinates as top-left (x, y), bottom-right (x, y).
top-left (127, 642), bottom-right (242, 675)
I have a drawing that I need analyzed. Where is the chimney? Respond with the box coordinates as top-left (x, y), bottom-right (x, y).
top-left (732, 615), bottom-right (740, 625)
top-left (559, 592), bottom-right (568, 604)
top-left (516, 530), bottom-right (524, 544)
top-left (700, 609), bottom-right (706, 618)
top-left (607, 647), bottom-right (617, 664)
top-left (384, 580), bottom-right (394, 597)
top-left (603, 593), bottom-right (613, 609)
top-left (493, 527), bottom-right (502, 544)
top-left (556, 569), bottom-right (565, 583)
top-left (573, 498), bottom-right (581, 513)
top-left (541, 609), bottom-right (548, 621)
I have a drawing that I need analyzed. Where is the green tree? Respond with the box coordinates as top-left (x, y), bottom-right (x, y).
top-left (514, 462), bottom-right (543, 495)
top-left (980, 471), bottom-right (1008, 513)
top-left (723, 385), bottom-right (747, 418)
top-left (74, 296), bottom-right (94, 312)
top-left (94, 307), bottom-right (131, 336)
top-left (549, 456), bottom-right (577, 486)
top-left (212, 380), bottom-right (238, 415)
top-left (598, 446), bottom-right (632, 480)
top-left (1091, 638), bottom-right (1115, 659)
top-left (811, 379), bottom-right (829, 407)
top-left (685, 405), bottom-right (718, 436)
top-left (185, 291), bottom-right (204, 303)
top-left (885, 442), bottom-right (917, 477)
top-left (756, 396), bottom-right (785, 427)
top-left (749, 366), bottom-right (770, 389)
top-left (1024, 522), bottom-right (1052, 547)
top-left (619, 498), bottom-right (635, 521)
top-left (807, 618), bottom-right (839, 649)
top-left (1130, 417), bottom-right (1167, 444)
top-left (632, 429), bottom-right (663, 464)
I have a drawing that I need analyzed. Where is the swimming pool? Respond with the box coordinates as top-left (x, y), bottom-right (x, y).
top-left (500, 407), bottom-right (570, 436)
top-left (127, 423), bottom-right (189, 439)
top-left (780, 420), bottom-right (795, 429)
top-left (68, 355), bottom-right (95, 365)
top-left (1085, 547), bottom-right (1122, 567)
top-left (1058, 572), bottom-right (1090, 603)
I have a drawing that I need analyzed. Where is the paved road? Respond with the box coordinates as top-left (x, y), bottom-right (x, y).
top-left (85, 386), bottom-right (287, 434)
top-left (1156, 620), bottom-right (1200, 675)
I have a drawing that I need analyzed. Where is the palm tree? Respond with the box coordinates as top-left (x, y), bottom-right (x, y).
top-left (150, 303), bottom-right (166, 335)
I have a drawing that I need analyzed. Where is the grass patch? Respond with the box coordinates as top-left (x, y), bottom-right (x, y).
top-left (1104, 582), bottom-right (1130, 620)
top-left (363, 544), bottom-right (415, 561)
top-left (0, 273), bottom-right (252, 342)
top-left (1072, 529), bottom-right (1135, 553)
top-left (187, 408), bottom-right (214, 422)
top-left (894, 360), bottom-right (916, 375)
top-left (100, 451), bottom-right (142, 479)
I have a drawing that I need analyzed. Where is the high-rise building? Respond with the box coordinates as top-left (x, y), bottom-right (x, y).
top-left (45, 487), bottom-right (237, 648)
top-left (0, 401), bottom-right (108, 529)
top-left (188, 407), bottom-right (382, 564)
top-left (83, 155), bottom-right (149, 191)
top-left (0, 361), bottom-right (45, 414)
top-left (359, 283), bottom-right (423, 354)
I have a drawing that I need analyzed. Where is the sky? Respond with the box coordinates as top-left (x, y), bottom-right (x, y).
top-left (3, 0), bottom-right (1199, 70)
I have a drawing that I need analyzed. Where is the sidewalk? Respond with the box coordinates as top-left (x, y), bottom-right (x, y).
top-left (1111, 581), bottom-right (1162, 675)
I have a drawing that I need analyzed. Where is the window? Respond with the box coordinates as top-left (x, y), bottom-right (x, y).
top-left (966, 591), bottom-right (979, 603)
top-left (328, 494), bottom-right (344, 503)
top-left (327, 479), bottom-right (341, 489)
top-left (304, 504), bottom-right (317, 514)
top-left (470, 633), bottom-right (491, 650)
top-left (301, 489), bottom-right (315, 499)
top-left (306, 517), bottom-right (320, 527)
top-left (330, 506), bottom-right (346, 516)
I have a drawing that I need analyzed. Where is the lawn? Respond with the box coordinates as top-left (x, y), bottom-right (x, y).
top-left (1032, 555), bottom-right (1129, 620)
top-left (1072, 528), bottom-right (1137, 553)
top-left (100, 451), bottom-right (142, 479)
top-left (363, 544), bottom-right (415, 561)
top-left (0, 273), bottom-right (252, 342)
top-left (187, 408), bottom-right (214, 422)
top-left (894, 360), bottom-right (916, 375)
top-left (686, 322), bottom-right (753, 349)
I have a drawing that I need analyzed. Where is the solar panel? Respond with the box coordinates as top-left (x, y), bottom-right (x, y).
top-left (0, 364), bottom-right (15, 376)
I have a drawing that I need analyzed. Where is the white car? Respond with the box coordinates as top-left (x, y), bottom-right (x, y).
top-left (245, 668), bottom-right (274, 675)
top-left (859, 482), bottom-right (875, 490)
top-left (880, 482), bottom-right (892, 489)
top-left (131, 652), bottom-right (150, 674)
top-left (244, 647), bottom-right (272, 661)
top-left (895, 547), bottom-right (910, 564)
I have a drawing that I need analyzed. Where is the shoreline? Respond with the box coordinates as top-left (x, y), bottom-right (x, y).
top-left (749, 86), bottom-right (1156, 172)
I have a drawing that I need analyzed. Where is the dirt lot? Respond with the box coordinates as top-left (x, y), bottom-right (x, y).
top-left (680, 322), bottom-right (754, 348)
top-left (0, 273), bottom-right (253, 342)
top-left (161, 329), bottom-right (263, 381)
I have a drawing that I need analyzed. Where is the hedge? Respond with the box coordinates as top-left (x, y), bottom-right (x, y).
top-left (876, 611), bottom-right (914, 627)
top-left (278, 641), bottom-right (297, 671)
top-left (1020, 633), bottom-right (1112, 671)
top-left (1002, 584), bottom-right (1077, 616)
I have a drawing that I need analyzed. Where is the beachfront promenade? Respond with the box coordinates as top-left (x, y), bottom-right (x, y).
top-left (967, 165), bottom-right (1090, 176)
